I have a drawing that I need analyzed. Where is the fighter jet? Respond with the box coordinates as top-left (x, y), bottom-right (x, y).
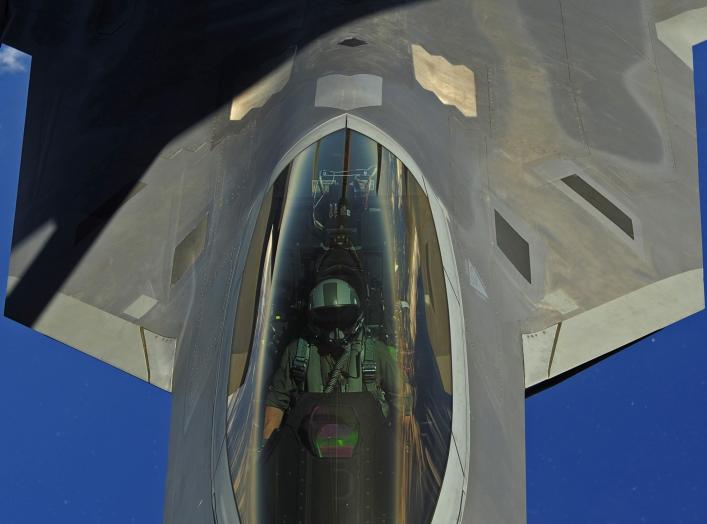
top-left (2, 0), bottom-right (706, 522)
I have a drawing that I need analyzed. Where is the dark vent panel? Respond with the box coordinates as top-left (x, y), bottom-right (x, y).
top-left (494, 210), bottom-right (532, 283)
top-left (561, 174), bottom-right (634, 239)
top-left (338, 37), bottom-right (367, 47)
top-left (171, 215), bottom-right (208, 284)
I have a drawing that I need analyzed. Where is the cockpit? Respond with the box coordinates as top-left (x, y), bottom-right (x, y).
top-left (226, 128), bottom-right (453, 523)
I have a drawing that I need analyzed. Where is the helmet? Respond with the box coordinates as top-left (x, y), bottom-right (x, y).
top-left (308, 278), bottom-right (363, 338)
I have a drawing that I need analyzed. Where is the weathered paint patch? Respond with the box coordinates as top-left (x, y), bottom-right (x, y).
top-left (230, 58), bottom-right (293, 120)
top-left (467, 260), bottom-right (488, 300)
top-left (314, 74), bottom-right (382, 110)
top-left (541, 288), bottom-right (579, 315)
top-left (411, 44), bottom-right (477, 117)
top-left (522, 325), bottom-right (559, 387)
top-left (142, 327), bottom-right (177, 391)
top-left (123, 294), bottom-right (158, 319)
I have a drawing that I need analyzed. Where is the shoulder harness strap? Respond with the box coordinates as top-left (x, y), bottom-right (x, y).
top-left (361, 337), bottom-right (377, 386)
top-left (291, 339), bottom-right (310, 390)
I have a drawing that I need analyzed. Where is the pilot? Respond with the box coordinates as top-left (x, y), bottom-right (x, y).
top-left (263, 277), bottom-right (406, 440)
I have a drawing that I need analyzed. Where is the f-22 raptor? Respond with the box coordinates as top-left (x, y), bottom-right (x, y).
top-left (2, 0), bottom-right (706, 522)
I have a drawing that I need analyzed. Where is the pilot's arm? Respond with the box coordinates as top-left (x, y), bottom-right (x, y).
top-left (375, 341), bottom-right (412, 415)
top-left (263, 340), bottom-right (298, 439)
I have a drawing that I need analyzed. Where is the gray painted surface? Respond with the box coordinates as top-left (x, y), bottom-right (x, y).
top-left (3, 0), bottom-right (706, 523)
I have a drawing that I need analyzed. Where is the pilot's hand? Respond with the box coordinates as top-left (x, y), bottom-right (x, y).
top-left (263, 406), bottom-right (285, 440)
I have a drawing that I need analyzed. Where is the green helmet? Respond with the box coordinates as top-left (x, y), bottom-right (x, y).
top-left (308, 278), bottom-right (363, 335)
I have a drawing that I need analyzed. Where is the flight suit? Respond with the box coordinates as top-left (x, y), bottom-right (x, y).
top-left (265, 332), bottom-right (406, 417)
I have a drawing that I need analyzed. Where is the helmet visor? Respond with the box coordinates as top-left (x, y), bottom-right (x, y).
top-left (308, 305), bottom-right (361, 332)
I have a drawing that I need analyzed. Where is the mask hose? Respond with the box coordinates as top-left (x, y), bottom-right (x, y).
top-left (323, 347), bottom-right (352, 393)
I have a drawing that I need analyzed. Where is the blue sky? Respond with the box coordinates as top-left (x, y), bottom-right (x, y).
top-left (527, 41), bottom-right (707, 523)
top-left (0, 41), bottom-right (705, 523)
top-left (0, 47), bottom-right (170, 523)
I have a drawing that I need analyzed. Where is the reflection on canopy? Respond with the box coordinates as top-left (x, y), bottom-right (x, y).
top-left (226, 128), bottom-right (453, 523)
